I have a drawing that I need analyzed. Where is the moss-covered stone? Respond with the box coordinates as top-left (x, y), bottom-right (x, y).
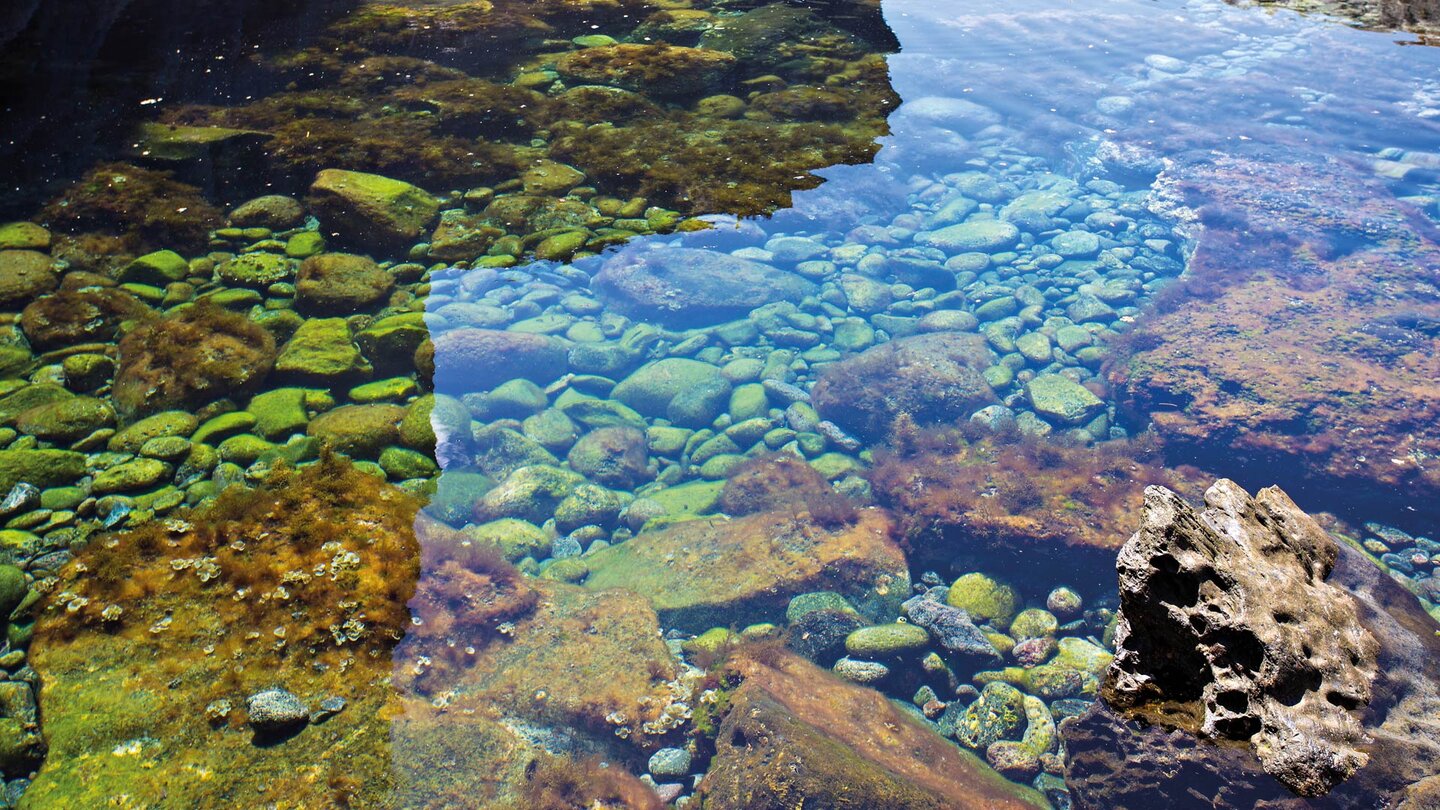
top-left (0, 449), bottom-right (86, 492)
top-left (946, 572), bottom-right (1020, 628)
top-left (306, 404), bottom-right (404, 459)
top-left (14, 396), bottom-right (115, 442)
top-left (275, 318), bottom-right (372, 383)
top-left (308, 169), bottom-right (440, 251)
top-left (462, 518), bottom-right (550, 562)
top-left (844, 623), bottom-right (931, 659)
top-left (91, 458), bottom-right (170, 494)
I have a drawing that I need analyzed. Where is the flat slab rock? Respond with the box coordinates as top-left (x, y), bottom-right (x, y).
top-left (1064, 479), bottom-right (1440, 808)
top-left (583, 508), bottom-right (909, 631)
top-left (699, 650), bottom-right (1048, 810)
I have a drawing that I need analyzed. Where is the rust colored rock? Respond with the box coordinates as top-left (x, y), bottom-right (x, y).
top-left (1065, 479), bottom-right (1440, 807)
top-left (1108, 151), bottom-right (1440, 517)
top-left (698, 650), bottom-right (1048, 810)
top-left (583, 508), bottom-right (909, 631)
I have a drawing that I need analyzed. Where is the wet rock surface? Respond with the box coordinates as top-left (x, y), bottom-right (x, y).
top-left (698, 650), bottom-right (1049, 810)
top-left (1065, 480), bottom-right (1440, 807)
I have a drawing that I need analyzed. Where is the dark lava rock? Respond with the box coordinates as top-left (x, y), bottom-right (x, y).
top-left (1064, 480), bottom-right (1440, 808)
top-left (901, 595), bottom-right (1000, 660)
top-left (812, 332), bottom-right (996, 442)
top-left (592, 247), bottom-right (816, 328)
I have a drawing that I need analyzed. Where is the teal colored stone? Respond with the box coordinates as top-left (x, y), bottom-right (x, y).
top-left (786, 591), bottom-right (859, 622)
top-left (728, 383), bottom-right (769, 422)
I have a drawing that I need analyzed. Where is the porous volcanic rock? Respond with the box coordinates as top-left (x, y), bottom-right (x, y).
top-left (1064, 479), bottom-right (1440, 808)
top-left (698, 649), bottom-right (1048, 810)
top-left (812, 332), bottom-right (996, 442)
top-left (1103, 480), bottom-right (1377, 796)
top-left (592, 246), bottom-right (816, 327)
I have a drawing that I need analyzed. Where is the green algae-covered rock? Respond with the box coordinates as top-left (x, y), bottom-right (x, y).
top-left (1025, 374), bottom-right (1103, 425)
top-left (295, 252), bottom-right (395, 315)
top-left (397, 393), bottom-right (471, 454)
top-left (0, 383), bottom-right (71, 423)
top-left (92, 458), bottom-right (171, 494)
top-left (682, 627), bottom-right (733, 658)
top-left (613, 358), bottom-right (727, 417)
top-left (844, 623), bottom-right (931, 659)
top-left (553, 483), bottom-right (631, 532)
top-left (0, 565), bottom-right (28, 617)
top-left (109, 411), bottom-right (198, 453)
top-left (306, 404), bottom-right (404, 459)
top-left (246, 388), bottom-right (311, 439)
top-left (15, 396), bottom-right (115, 442)
top-left (947, 572), bottom-right (1020, 628)
top-left (786, 591), bottom-right (860, 622)
top-left (356, 313), bottom-right (429, 373)
top-left (1008, 608), bottom-right (1059, 641)
top-left (349, 377), bottom-right (418, 404)
top-left (275, 318), bottom-right (372, 383)
top-left (216, 434), bottom-right (274, 465)
top-left (216, 252), bottom-right (293, 287)
top-left (378, 446), bottom-right (438, 480)
top-left (473, 464), bottom-right (585, 524)
top-left (462, 518), bottom-right (549, 562)
top-left (583, 509), bottom-right (908, 631)
top-left (0, 250), bottom-right (58, 309)
top-left (558, 396), bottom-right (646, 430)
top-left (916, 219), bottom-right (1021, 254)
top-left (308, 169), bottom-right (439, 251)
top-left (138, 436), bottom-right (192, 462)
top-left (122, 250), bottom-right (189, 285)
top-left (955, 681), bottom-right (1027, 750)
top-left (191, 412), bottom-right (256, 446)
top-left (0, 222), bottom-right (50, 251)
top-left (285, 230), bottom-right (326, 259)
top-left (540, 557), bottom-right (590, 584)
top-left (0, 449), bottom-right (86, 492)
top-left (646, 480), bottom-right (724, 516)
top-left (1051, 636), bottom-right (1113, 676)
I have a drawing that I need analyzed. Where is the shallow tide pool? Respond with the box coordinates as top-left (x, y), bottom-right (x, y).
top-left (0, 0), bottom-right (1438, 806)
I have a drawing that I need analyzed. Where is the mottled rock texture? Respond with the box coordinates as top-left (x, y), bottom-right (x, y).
top-left (1065, 480), bottom-right (1440, 808)
top-left (699, 650), bottom-right (1048, 810)
top-left (1110, 152), bottom-right (1440, 519)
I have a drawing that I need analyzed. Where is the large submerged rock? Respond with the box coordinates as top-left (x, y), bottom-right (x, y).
top-left (592, 246), bottom-right (816, 327)
top-left (1064, 479), bottom-right (1440, 808)
top-left (699, 650), bottom-right (1048, 810)
top-left (812, 332), bottom-right (996, 442)
top-left (1109, 151), bottom-right (1440, 518)
top-left (583, 508), bottom-right (909, 631)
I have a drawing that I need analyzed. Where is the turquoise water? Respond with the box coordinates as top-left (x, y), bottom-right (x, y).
top-left (0, 0), bottom-right (1436, 806)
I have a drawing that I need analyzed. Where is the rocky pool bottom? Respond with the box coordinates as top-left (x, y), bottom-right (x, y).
top-left (0, 149), bottom-right (1434, 806)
